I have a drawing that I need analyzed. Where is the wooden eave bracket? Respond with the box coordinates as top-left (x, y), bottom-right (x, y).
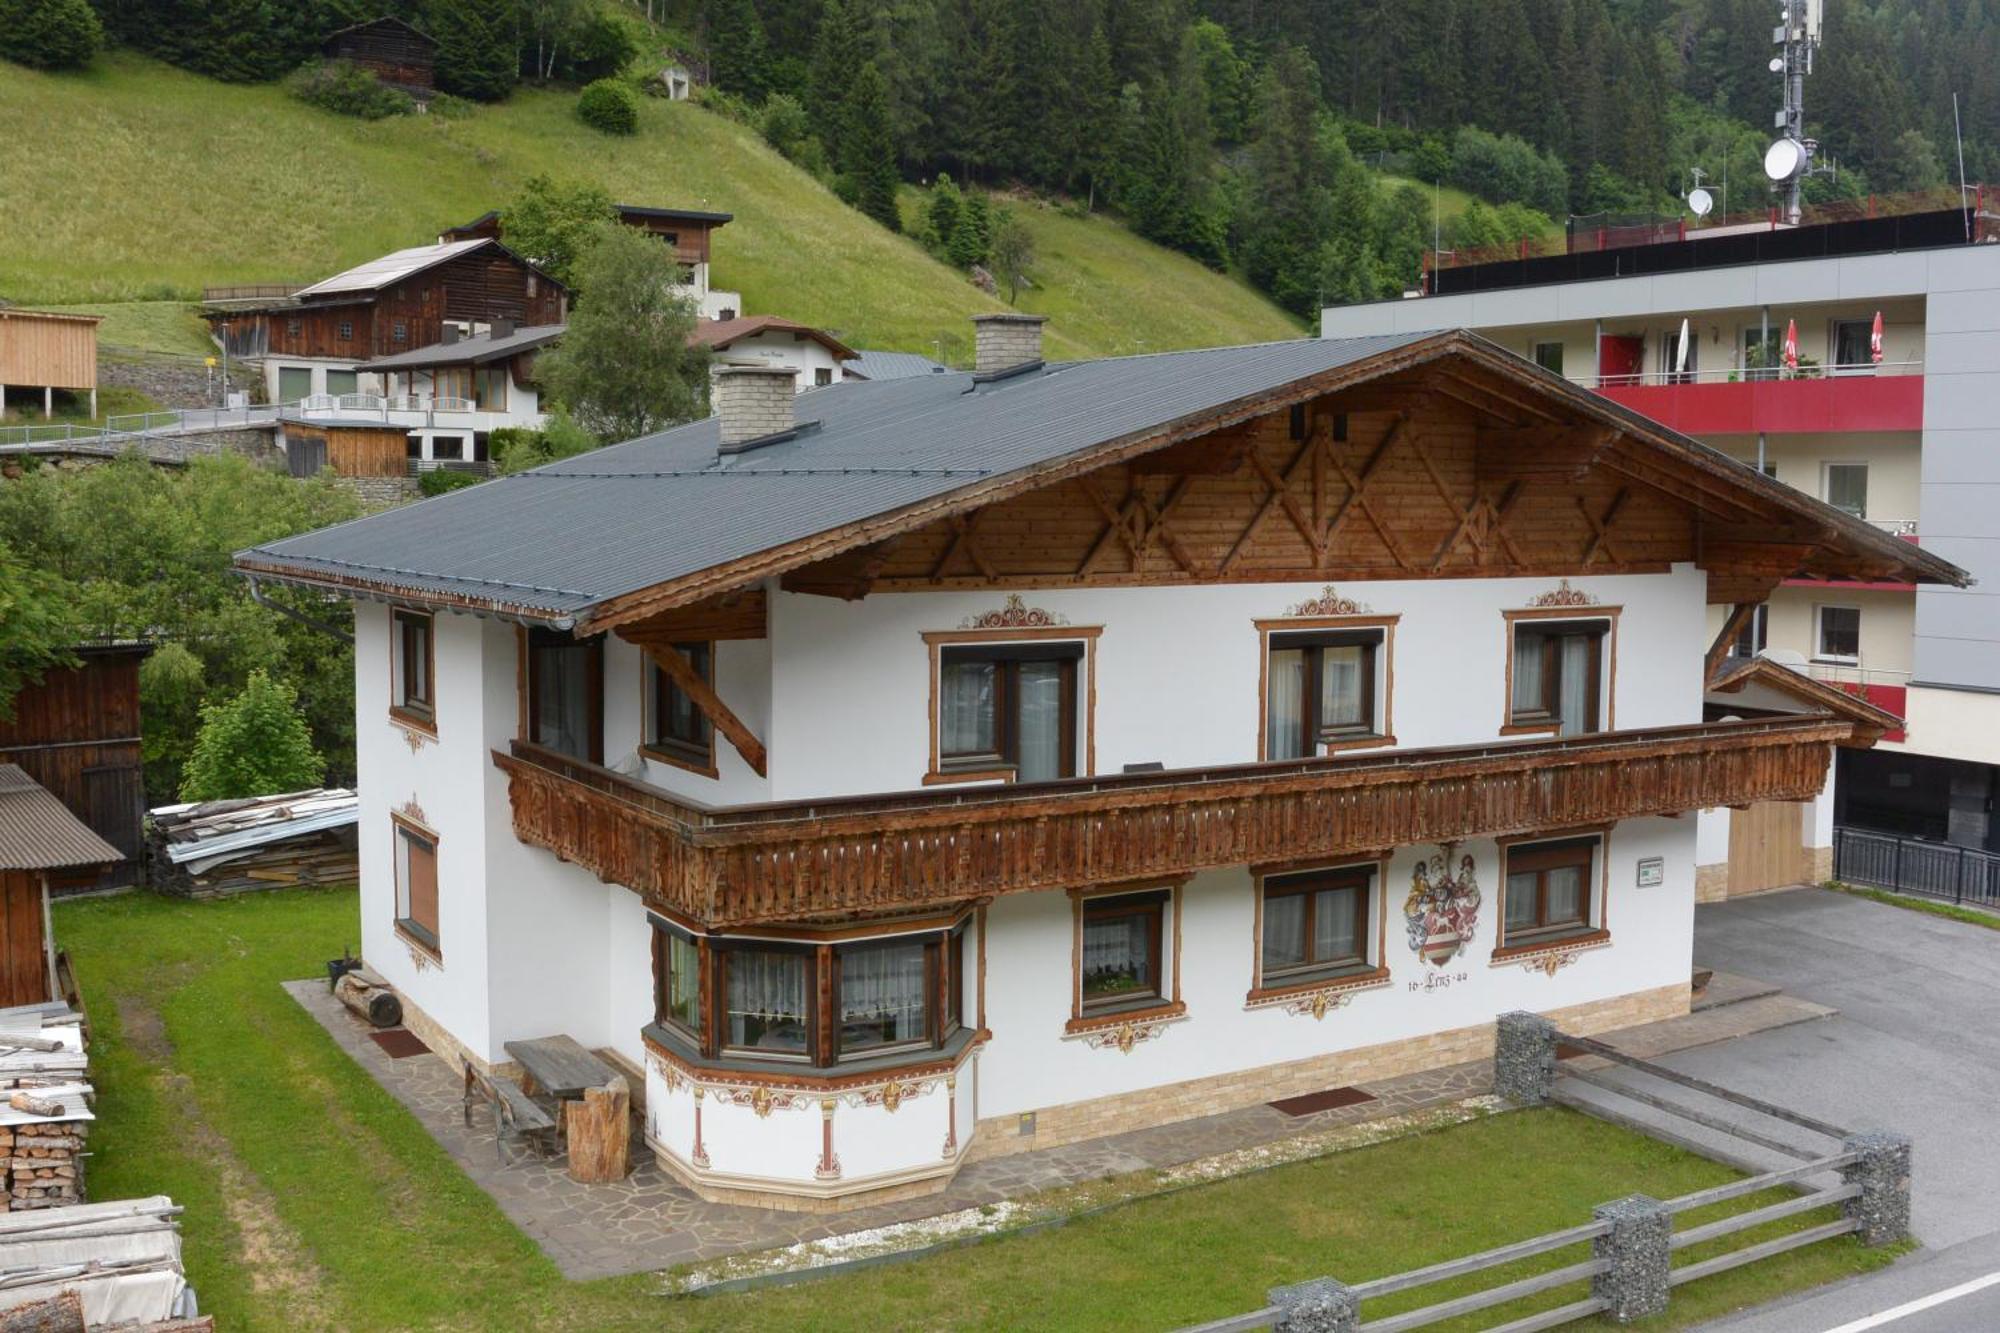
top-left (630, 639), bottom-right (768, 777)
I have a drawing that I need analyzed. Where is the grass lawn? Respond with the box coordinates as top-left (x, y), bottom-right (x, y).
top-left (57, 886), bottom-right (1900, 1331)
top-left (1828, 881), bottom-right (2000, 931)
top-left (40, 301), bottom-right (217, 359)
top-left (0, 383), bottom-right (159, 428)
top-left (0, 55), bottom-right (1297, 362)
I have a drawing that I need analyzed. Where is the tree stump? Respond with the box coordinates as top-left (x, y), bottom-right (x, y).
top-left (0, 1288), bottom-right (84, 1333)
top-left (565, 1076), bottom-right (630, 1184)
top-left (334, 969), bottom-right (402, 1028)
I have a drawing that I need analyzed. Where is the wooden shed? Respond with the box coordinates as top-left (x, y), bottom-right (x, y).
top-left (0, 766), bottom-right (120, 1008)
top-left (0, 310), bottom-right (99, 420)
top-left (0, 644), bottom-right (148, 891)
top-left (322, 16), bottom-right (437, 92)
top-left (282, 420), bottom-right (410, 478)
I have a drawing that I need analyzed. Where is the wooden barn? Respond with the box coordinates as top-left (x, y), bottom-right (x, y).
top-left (322, 16), bottom-right (436, 93)
top-left (0, 644), bottom-right (148, 892)
top-left (281, 419), bottom-right (410, 478)
top-left (0, 766), bottom-right (120, 1007)
top-left (207, 238), bottom-right (566, 369)
top-left (0, 310), bottom-right (98, 420)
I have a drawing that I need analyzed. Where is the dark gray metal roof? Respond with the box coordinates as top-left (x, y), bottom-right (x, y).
top-left (847, 349), bottom-right (949, 381)
top-left (239, 333), bottom-right (1438, 622)
top-left (0, 766), bottom-right (122, 872)
top-left (358, 323), bottom-right (565, 372)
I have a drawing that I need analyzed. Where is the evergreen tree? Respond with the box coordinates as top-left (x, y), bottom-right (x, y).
top-left (949, 190), bottom-right (991, 267)
top-left (0, 0), bottom-right (104, 70)
top-left (849, 61), bottom-right (903, 232)
top-left (926, 172), bottom-right (963, 253)
top-left (1240, 45), bottom-right (1335, 316)
top-left (705, 0), bottom-right (770, 101)
top-left (808, 0), bottom-right (867, 162)
top-left (432, 0), bottom-right (517, 102)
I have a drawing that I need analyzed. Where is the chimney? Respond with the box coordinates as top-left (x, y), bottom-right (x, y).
top-left (490, 317), bottom-right (516, 341)
top-left (715, 365), bottom-right (798, 450)
top-left (440, 324), bottom-right (459, 345)
top-left (971, 313), bottom-right (1047, 377)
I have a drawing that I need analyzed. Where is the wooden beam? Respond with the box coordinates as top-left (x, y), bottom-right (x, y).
top-left (1580, 488), bottom-right (1629, 566)
top-left (1221, 436), bottom-right (1316, 572)
top-left (637, 641), bottom-right (767, 777)
top-left (620, 590), bottom-right (767, 642)
top-left (1324, 416), bottom-right (1413, 570)
top-left (1705, 602), bottom-right (1761, 686)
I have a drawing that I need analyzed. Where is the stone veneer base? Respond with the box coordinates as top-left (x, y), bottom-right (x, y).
top-left (962, 982), bottom-right (1690, 1163)
top-left (1695, 853), bottom-right (1830, 904)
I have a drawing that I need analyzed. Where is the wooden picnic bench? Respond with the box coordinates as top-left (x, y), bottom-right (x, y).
top-left (462, 1059), bottom-right (557, 1164)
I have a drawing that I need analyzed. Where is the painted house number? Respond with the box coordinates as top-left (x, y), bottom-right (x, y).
top-left (1410, 971), bottom-right (1469, 994)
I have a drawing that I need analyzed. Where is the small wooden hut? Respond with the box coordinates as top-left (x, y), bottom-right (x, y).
top-left (322, 17), bottom-right (437, 93)
top-left (0, 311), bottom-right (99, 420)
top-left (0, 644), bottom-right (148, 891)
top-left (0, 767), bottom-right (119, 1008)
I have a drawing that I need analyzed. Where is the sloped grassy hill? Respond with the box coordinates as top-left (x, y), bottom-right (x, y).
top-left (0, 54), bottom-right (1299, 362)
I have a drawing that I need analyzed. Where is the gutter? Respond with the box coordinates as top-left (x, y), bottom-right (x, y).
top-left (245, 576), bottom-right (355, 646)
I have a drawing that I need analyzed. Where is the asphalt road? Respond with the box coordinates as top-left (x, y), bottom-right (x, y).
top-left (1677, 889), bottom-right (2000, 1332)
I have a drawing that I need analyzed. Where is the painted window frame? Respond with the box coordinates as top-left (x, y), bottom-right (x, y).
top-left (388, 607), bottom-right (435, 731)
top-left (922, 624), bottom-right (1101, 786)
top-left (1257, 615), bottom-right (1398, 759)
top-left (1250, 857), bottom-right (1389, 1001)
top-left (1502, 607), bottom-right (1619, 737)
top-left (651, 916), bottom-right (704, 1042)
top-left (1066, 880), bottom-right (1185, 1035)
top-left (1814, 604), bottom-right (1862, 665)
top-left (523, 628), bottom-right (604, 765)
top-left (643, 641), bottom-right (717, 777)
top-left (391, 813), bottom-right (441, 958)
top-left (1495, 830), bottom-right (1609, 958)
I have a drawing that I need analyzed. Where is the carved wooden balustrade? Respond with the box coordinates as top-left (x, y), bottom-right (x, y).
top-left (494, 716), bottom-right (1848, 928)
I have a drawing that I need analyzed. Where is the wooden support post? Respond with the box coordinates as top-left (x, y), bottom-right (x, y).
top-left (641, 642), bottom-right (768, 776)
top-left (43, 386), bottom-right (53, 418)
top-left (1705, 602), bottom-right (1760, 686)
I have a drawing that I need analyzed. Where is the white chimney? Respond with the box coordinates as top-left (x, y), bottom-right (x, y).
top-left (714, 365), bottom-right (798, 449)
top-left (972, 313), bottom-right (1047, 377)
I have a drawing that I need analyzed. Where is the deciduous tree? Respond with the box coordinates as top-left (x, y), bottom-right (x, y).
top-left (179, 669), bottom-right (325, 802)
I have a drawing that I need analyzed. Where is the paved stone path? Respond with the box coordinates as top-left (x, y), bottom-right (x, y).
top-left (285, 980), bottom-right (1484, 1279)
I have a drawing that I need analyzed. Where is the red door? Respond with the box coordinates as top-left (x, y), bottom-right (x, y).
top-left (1597, 335), bottom-right (1645, 386)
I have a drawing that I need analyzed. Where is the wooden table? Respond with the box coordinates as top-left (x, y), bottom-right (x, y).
top-left (504, 1035), bottom-right (616, 1103)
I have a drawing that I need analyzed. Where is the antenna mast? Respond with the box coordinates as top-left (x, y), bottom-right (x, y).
top-left (1766, 0), bottom-right (1829, 225)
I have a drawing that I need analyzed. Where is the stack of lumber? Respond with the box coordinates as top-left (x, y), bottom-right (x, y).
top-left (0, 1196), bottom-right (201, 1329)
top-left (0, 1005), bottom-right (93, 1213)
top-left (148, 789), bottom-right (357, 898)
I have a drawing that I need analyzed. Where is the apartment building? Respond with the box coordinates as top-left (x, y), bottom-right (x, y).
top-left (1322, 201), bottom-right (2000, 883)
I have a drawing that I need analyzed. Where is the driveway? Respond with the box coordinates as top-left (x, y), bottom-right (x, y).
top-left (1668, 889), bottom-right (2000, 1330)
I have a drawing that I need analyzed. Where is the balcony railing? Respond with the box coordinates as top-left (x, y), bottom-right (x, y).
top-left (1587, 360), bottom-right (1922, 389)
top-left (1594, 372), bottom-right (1925, 436)
top-left (495, 716), bottom-right (1853, 928)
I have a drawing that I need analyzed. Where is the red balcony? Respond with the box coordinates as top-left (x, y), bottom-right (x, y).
top-left (1829, 682), bottom-right (1907, 744)
top-left (1595, 374), bottom-right (1924, 436)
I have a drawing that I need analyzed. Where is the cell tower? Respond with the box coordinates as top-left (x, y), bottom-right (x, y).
top-left (1764, 0), bottom-right (1830, 224)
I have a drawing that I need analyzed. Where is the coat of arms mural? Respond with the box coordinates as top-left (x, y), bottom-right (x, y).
top-left (1404, 843), bottom-right (1481, 966)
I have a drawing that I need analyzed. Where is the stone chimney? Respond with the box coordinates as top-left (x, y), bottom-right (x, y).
top-left (972, 313), bottom-right (1047, 377)
top-left (715, 365), bottom-right (798, 449)
top-left (490, 317), bottom-right (516, 341)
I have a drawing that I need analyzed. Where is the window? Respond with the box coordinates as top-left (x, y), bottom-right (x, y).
top-left (285, 318), bottom-right (302, 338)
top-left (1079, 889), bottom-right (1166, 1015)
top-left (436, 367), bottom-right (472, 403)
top-left (646, 642), bottom-right (713, 770)
top-left (1501, 837), bottom-right (1598, 948)
top-left (336, 320), bottom-right (354, 341)
top-left (1532, 341), bottom-right (1565, 376)
top-left (1662, 328), bottom-right (1698, 384)
top-left (1265, 628), bottom-right (1384, 759)
top-left (836, 938), bottom-right (932, 1054)
top-left (938, 642), bottom-right (1081, 782)
top-left (526, 629), bottom-right (603, 763)
top-left (393, 820), bottom-right (439, 953)
top-left (277, 366), bottom-right (313, 402)
top-left (1732, 604), bottom-right (1768, 658)
top-left (475, 367), bottom-right (508, 411)
top-left (814, 367), bottom-right (833, 387)
top-left (325, 369), bottom-right (358, 398)
top-left (652, 919), bottom-right (702, 1038)
top-left (1259, 865), bottom-right (1374, 986)
top-left (431, 436), bottom-right (466, 461)
top-left (722, 946), bottom-right (812, 1057)
top-left (389, 609), bottom-right (433, 725)
top-left (392, 320), bottom-right (409, 344)
top-left (1816, 606), bottom-right (1861, 663)
top-left (1824, 464), bottom-right (1868, 519)
top-left (1508, 618), bottom-right (1609, 736)
top-left (1831, 319), bottom-right (1873, 373)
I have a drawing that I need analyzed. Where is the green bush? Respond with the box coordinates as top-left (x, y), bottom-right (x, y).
top-left (0, 0), bottom-right (103, 71)
top-left (179, 669), bottom-right (325, 802)
top-left (285, 59), bottom-right (414, 121)
top-left (576, 79), bottom-right (638, 135)
top-left (418, 468), bottom-right (485, 496)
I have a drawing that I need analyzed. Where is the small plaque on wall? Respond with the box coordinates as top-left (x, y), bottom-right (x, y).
top-left (1636, 857), bottom-right (1665, 888)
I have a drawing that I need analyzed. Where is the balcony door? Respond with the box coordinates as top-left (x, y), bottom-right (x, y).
top-left (527, 629), bottom-right (603, 764)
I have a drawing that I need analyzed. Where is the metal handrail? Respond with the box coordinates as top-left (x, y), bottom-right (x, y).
top-left (1589, 359), bottom-right (1922, 389)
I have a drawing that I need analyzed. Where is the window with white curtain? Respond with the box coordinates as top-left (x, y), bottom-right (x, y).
top-left (938, 642), bottom-right (1081, 781)
top-left (1080, 889), bottom-right (1168, 1014)
top-left (1501, 837), bottom-right (1598, 947)
top-left (1265, 628), bottom-right (1383, 760)
top-left (1259, 865), bottom-right (1374, 985)
top-left (1509, 620), bottom-right (1608, 736)
top-left (724, 948), bottom-right (811, 1056)
top-left (837, 938), bottom-right (932, 1053)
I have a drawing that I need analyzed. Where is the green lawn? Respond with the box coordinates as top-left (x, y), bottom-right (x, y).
top-left (0, 54), bottom-right (1297, 362)
top-left (40, 301), bottom-right (216, 359)
top-left (55, 886), bottom-right (1900, 1331)
top-left (1829, 881), bottom-right (2000, 931)
top-left (0, 383), bottom-right (159, 428)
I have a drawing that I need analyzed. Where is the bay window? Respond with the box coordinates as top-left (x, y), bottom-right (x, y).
top-left (723, 946), bottom-right (812, 1057)
top-left (1258, 864), bottom-right (1374, 986)
top-left (1509, 618), bottom-right (1609, 736)
top-left (652, 921), bottom-right (702, 1039)
top-left (836, 938), bottom-right (933, 1054)
top-left (526, 628), bottom-right (602, 764)
top-left (1265, 628), bottom-right (1384, 759)
top-left (938, 642), bottom-right (1080, 781)
top-left (1501, 836), bottom-right (1599, 949)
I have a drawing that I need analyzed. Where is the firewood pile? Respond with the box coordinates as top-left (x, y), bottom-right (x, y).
top-left (0, 1009), bottom-right (92, 1214)
top-left (148, 789), bottom-right (357, 898)
top-left (0, 1196), bottom-right (203, 1330)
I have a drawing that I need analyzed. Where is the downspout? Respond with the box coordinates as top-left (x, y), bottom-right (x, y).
top-left (246, 575), bottom-right (355, 646)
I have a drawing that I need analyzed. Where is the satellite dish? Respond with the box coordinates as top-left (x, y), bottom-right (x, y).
top-left (1688, 187), bottom-right (1714, 218)
top-left (1769, 56), bottom-right (1785, 72)
top-left (1764, 138), bottom-right (1806, 182)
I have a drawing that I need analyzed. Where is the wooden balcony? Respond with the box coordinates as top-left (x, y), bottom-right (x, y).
top-left (494, 717), bottom-right (1850, 929)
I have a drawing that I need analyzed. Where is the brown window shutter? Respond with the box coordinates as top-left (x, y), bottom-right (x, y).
top-left (409, 839), bottom-right (439, 938)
